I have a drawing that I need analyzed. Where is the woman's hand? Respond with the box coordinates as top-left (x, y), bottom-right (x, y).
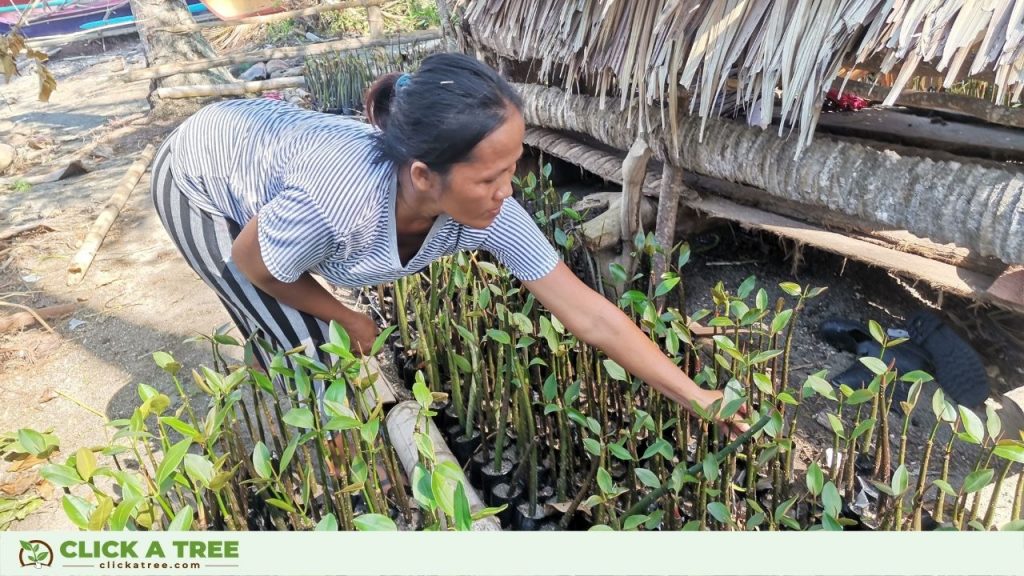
top-left (525, 262), bottom-right (751, 436)
top-left (690, 388), bottom-right (750, 440)
top-left (345, 312), bottom-right (380, 356)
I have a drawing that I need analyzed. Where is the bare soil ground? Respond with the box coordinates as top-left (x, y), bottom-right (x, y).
top-left (1, 35), bottom-right (1019, 531)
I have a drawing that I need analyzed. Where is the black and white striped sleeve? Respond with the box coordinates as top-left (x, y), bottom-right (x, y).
top-left (479, 197), bottom-right (560, 282)
top-left (256, 187), bottom-right (341, 283)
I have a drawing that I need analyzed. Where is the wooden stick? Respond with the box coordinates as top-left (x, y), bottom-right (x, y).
top-left (0, 223), bottom-right (55, 242)
top-left (0, 303), bottom-right (74, 333)
top-left (66, 144), bottom-right (156, 286)
top-left (154, 76), bottom-right (305, 99)
top-left (122, 29), bottom-right (441, 82)
top-left (158, 0), bottom-right (385, 34)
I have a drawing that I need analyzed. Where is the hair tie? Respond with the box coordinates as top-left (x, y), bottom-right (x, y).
top-left (395, 73), bottom-right (412, 90)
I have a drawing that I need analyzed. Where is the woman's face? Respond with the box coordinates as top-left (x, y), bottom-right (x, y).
top-left (439, 106), bottom-right (525, 229)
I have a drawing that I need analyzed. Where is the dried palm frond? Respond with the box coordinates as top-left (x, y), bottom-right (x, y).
top-left (465, 0), bottom-right (1024, 152)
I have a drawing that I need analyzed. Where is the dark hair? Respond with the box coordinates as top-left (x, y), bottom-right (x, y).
top-left (365, 53), bottom-right (523, 173)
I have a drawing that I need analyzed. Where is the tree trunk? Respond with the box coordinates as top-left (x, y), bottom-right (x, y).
top-left (514, 83), bottom-right (1024, 266)
top-left (128, 0), bottom-right (232, 115)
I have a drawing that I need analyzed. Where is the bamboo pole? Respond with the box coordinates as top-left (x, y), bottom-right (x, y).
top-left (121, 29), bottom-right (440, 82)
top-left (154, 76), bottom-right (305, 99)
top-left (66, 145), bottom-right (156, 286)
top-left (158, 0), bottom-right (386, 34)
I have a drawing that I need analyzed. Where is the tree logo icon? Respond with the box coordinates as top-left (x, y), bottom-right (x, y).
top-left (18, 540), bottom-right (54, 569)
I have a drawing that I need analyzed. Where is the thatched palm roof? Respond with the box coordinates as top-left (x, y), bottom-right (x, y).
top-left (464, 0), bottom-right (1024, 150)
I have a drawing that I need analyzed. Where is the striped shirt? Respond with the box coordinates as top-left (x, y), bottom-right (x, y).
top-left (168, 98), bottom-right (559, 287)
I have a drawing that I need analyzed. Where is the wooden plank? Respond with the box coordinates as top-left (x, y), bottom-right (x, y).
top-left (834, 79), bottom-right (1024, 130)
top-left (815, 108), bottom-right (1024, 163)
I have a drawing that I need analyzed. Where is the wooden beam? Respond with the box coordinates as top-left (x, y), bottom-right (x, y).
top-left (158, 0), bottom-right (386, 34)
top-left (836, 79), bottom-right (1024, 130)
top-left (523, 127), bottom-right (1022, 314)
top-left (121, 29), bottom-right (441, 82)
top-left (366, 4), bottom-right (384, 39)
top-left (153, 76), bottom-right (305, 99)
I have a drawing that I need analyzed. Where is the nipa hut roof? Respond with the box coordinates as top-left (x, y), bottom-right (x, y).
top-left (463, 0), bottom-right (1024, 150)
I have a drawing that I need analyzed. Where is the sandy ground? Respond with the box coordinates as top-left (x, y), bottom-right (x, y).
top-left (1, 36), bottom-right (1019, 531)
top-left (1, 39), bottom-right (233, 530)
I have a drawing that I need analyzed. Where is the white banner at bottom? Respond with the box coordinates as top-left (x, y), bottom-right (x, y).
top-left (2, 531), bottom-right (1022, 575)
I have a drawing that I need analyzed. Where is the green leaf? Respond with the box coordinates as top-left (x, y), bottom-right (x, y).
top-left (655, 277), bottom-right (681, 298)
top-left (635, 467), bottom-right (661, 489)
top-left (542, 374), bottom-right (558, 403)
top-left (993, 442), bottom-right (1024, 464)
top-left (160, 417), bottom-right (201, 441)
top-left (707, 502), bottom-right (732, 525)
top-left (183, 454), bottom-right (214, 487)
top-left (826, 414), bottom-right (846, 438)
top-left (414, 432), bottom-right (435, 463)
top-left (608, 442), bottom-right (633, 461)
top-left (751, 349), bottom-right (783, 365)
top-left (822, 513), bottom-right (843, 531)
top-left (252, 441), bottom-right (273, 480)
top-left (779, 282), bottom-right (802, 296)
top-left (328, 320), bottom-right (350, 352)
top-left (602, 359), bottom-right (628, 382)
top-left (804, 373), bottom-right (836, 401)
top-left (806, 462), bottom-right (824, 496)
top-left (770, 309), bottom-right (793, 335)
top-left (282, 408), bottom-right (315, 429)
top-left (486, 329), bottom-right (511, 345)
top-left (279, 436), bottom-right (300, 475)
top-left (266, 498), bottom-right (296, 513)
top-left (859, 357), bottom-right (889, 376)
top-left (900, 370), bottom-right (934, 383)
top-left (453, 482), bottom-right (473, 531)
top-left (999, 519), bottom-right (1024, 531)
top-left (847, 389), bottom-right (876, 405)
top-left (868, 320), bottom-right (886, 345)
top-left (986, 404), bottom-right (1002, 441)
top-left (596, 467), bottom-right (614, 495)
top-left (821, 482), bottom-right (841, 518)
top-left (75, 448), bottom-right (97, 482)
top-left (316, 513), bottom-right (338, 531)
top-left (702, 454), bottom-right (719, 482)
top-left (962, 469), bottom-right (994, 494)
top-left (62, 494), bottom-right (94, 529)
top-left (891, 464), bottom-right (909, 496)
top-left (168, 505), bottom-right (193, 531)
top-left (109, 496), bottom-right (141, 531)
top-left (156, 439), bottom-right (192, 490)
top-left (737, 275), bottom-right (757, 299)
top-left (622, 514), bottom-right (648, 531)
top-left (851, 418), bottom-right (876, 440)
top-left (932, 479), bottom-right (956, 497)
top-left (153, 351), bottom-right (181, 375)
top-left (370, 325), bottom-right (398, 356)
top-left (431, 471), bottom-right (456, 518)
top-left (360, 418), bottom-right (380, 444)
top-left (412, 374), bottom-right (432, 409)
top-left (353, 513), bottom-right (397, 531)
top-left (959, 406), bottom-right (984, 444)
top-left (17, 429), bottom-right (46, 456)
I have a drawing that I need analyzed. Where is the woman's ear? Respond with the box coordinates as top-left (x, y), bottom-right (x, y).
top-left (409, 160), bottom-right (443, 198)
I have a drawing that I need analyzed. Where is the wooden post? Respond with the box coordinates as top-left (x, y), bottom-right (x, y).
top-left (367, 5), bottom-right (384, 39)
top-left (653, 161), bottom-right (682, 306)
top-left (620, 137), bottom-right (652, 274)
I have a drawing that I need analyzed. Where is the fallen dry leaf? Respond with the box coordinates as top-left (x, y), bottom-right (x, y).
top-left (6, 453), bottom-right (48, 472)
top-left (38, 387), bottom-right (57, 404)
top-left (0, 475), bottom-right (35, 496)
top-left (35, 478), bottom-right (54, 500)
